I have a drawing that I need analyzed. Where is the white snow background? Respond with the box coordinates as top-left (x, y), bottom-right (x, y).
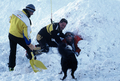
top-left (0, 0), bottom-right (120, 81)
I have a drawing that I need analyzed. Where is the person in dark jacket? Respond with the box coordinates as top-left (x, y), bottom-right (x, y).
top-left (34, 18), bottom-right (68, 54)
top-left (8, 4), bottom-right (36, 71)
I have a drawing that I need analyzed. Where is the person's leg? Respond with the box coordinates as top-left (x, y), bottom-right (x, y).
top-left (36, 34), bottom-right (46, 48)
top-left (8, 38), bottom-right (17, 70)
top-left (17, 38), bottom-right (32, 60)
top-left (47, 41), bottom-right (58, 47)
top-left (8, 34), bottom-right (32, 70)
top-left (37, 36), bottom-right (49, 53)
top-left (37, 38), bottom-right (47, 48)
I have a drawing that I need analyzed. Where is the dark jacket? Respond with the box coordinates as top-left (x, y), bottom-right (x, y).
top-left (38, 23), bottom-right (65, 44)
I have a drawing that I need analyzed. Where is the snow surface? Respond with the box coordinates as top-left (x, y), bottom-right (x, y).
top-left (0, 0), bottom-right (120, 81)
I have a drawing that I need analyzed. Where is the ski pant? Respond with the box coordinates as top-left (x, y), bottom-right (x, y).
top-left (36, 34), bottom-right (58, 48)
top-left (8, 33), bottom-right (31, 68)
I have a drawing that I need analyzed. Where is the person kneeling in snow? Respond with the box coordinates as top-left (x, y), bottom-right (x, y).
top-left (33, 18), bottom-right (68, 55)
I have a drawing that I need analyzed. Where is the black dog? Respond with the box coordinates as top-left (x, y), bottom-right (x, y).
top-left (58, 43), bottom-right (78, 80)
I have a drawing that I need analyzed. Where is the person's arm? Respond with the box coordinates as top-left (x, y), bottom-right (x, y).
top-left (74, 36), bottom-right (82, 56)
top-left (51, 31), bottom-right (62, 44)
top-left (23, 26), bottom-right (34, 50)
top-left (60, 32), bottom-right (65, 38)
top-left (23, 27), bottom-right (31, 45)
top-left (75, 46), bottom-right (81, 54)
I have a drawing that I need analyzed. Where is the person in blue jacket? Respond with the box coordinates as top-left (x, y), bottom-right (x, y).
top-left (8, 4), bottom-right (36, 71)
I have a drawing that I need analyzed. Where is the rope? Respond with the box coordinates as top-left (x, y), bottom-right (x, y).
top-left (50, 0), bottom-right (53, 24)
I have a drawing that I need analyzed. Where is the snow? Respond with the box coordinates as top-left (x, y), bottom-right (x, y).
top-left (0, 0), bottom-right (120, 81)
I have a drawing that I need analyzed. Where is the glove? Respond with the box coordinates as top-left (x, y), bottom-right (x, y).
top-left (75, 52), bottom-right (79, 57)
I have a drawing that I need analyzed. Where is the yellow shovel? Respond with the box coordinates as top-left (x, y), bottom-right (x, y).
top-left (29, 52), bottom-right (47, 73)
